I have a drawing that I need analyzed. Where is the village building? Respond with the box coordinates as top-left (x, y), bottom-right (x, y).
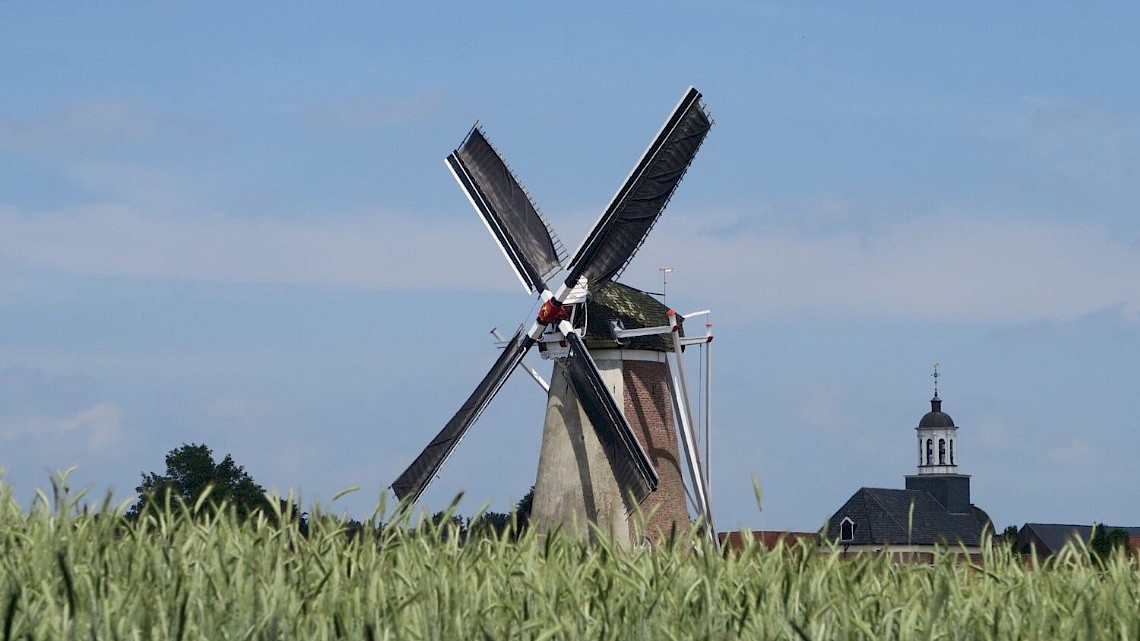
top-left (718, 530), bottom-right (819, 553)
top-left (717, 370), bottom-right (1140, 561)
top-left (822, 379), bottom-right (992, 558)
top-left (1015, 523), bottom-right (1140, 558)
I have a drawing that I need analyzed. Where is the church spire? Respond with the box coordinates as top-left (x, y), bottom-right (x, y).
top-left (930, 362), bottom-right (943, 414)
top-left (906, 364), bottom-right (972, 514)
top-left (915, 363), bottom-right (957, 475)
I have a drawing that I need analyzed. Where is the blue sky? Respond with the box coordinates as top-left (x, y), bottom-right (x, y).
top-left (2, 2), bottom-right (1139, 532)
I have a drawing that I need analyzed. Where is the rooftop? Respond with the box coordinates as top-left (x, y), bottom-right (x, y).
top-left (583, 281), bottom-right (682, 352)
top-left (825, 487), bottom-right (985, 547)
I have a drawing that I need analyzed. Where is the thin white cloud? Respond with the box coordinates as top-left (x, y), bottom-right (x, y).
top-left (1125, 300), bottom-right (1140, 322)
top-left (1047, 438), bottom-right (1094, 467)
top-left (974, 417), bottom-right (1015, 448)
top-left (207, 394), bottom-right (282, 424)
top-left (634, 212), bottom-right (1140, 323)
top-left (59, 403), bottom-right (123, 449)
top-left (0, 275), bottom-right (41, 299)
top-left (0, 402), bottom-right (124, 451)
top-left (0, 100), bottom-right (157, 148)
top-left (67, 161), bottom-right (208, 214)
top-left (307, 92), bottom-right (447, 130)
top-left (799, 388), bottom-right (852, 431)
top-left (4, 199), bottom-right (1140, 324)
top-left (0, 205), bottom-right (514, 291)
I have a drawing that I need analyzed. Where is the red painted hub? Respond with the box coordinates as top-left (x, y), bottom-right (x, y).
top-left (537, 299), bottom-right (569, 325)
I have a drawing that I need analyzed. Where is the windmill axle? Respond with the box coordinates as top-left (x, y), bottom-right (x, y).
top-left (537, 299), bottom-right (570, 325)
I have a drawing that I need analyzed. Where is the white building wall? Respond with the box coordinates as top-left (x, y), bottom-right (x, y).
top-left (916, 426), bottom-right (958, 475)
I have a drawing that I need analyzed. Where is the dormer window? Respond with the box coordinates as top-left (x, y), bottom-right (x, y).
top-left (840, 517), bottom-right (857, 542)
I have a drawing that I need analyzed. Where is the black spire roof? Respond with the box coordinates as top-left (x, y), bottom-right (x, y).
top-left (919, 395), bottom-right (955, 429)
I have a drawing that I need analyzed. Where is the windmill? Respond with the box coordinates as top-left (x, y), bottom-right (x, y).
top-left (391, 87), bottom-right (716, 548)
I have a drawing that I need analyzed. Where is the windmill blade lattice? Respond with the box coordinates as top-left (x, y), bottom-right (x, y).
top-left (390, 329), bottom-right (535, 504)
top-left (446, 127), bottom-right (564, 294)
top-left (567, 87), bottom-right (711, 289)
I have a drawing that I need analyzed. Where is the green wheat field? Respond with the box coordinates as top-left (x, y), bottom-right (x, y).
top-left (2, 479), bottom-right (1138, 641)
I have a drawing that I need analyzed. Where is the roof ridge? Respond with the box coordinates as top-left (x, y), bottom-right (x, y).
top-left (858, 489), bottom-right (873, 542)
top-left (867, 488), bottom-right (921, 541)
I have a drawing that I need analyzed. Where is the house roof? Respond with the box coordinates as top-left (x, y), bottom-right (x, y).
top-left (825, 487), bottom-right (985, 547)
top-left (583, 281), bottom-right (681, 352)
top-left (1020, 523), bottom-right (1140, 554)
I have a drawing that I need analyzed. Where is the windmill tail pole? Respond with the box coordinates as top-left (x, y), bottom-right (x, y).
top-left (704, 323), bottom-right (712, 493)
top-left (667, 310), bottom-right (719, 552)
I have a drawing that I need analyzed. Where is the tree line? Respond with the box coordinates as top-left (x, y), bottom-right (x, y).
top-left (127, 443), bottom-right (535, 541)
top-left (133, 444), bottom-right (1134, 557)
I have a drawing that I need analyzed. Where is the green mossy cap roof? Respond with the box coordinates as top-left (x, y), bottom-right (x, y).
top-left (583, 281), bottom-right (683, 352)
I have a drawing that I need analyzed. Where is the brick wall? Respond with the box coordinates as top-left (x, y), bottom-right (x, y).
top-left (623, 359), bottom-right (692, 546)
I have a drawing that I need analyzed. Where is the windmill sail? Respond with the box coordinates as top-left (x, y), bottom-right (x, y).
top-left (391, 330), bottom-right (535, 504)
top-left (567, 87), bottom-right (711, 288)
top-left (394, 88), bottom-right (711, 520)
top-left (447, 127), bottom-right (563, 294)
top-left (562, 331), bottom-right (659, 503)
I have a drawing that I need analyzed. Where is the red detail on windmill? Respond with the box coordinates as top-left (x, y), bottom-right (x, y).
top-left (537, 299), bottom-right (569, 325)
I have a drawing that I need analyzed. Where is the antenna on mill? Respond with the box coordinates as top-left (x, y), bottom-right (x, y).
top-left (660, 267), bottom-right (674, 305)
top-left (931, 362), bottom-right (940, 399)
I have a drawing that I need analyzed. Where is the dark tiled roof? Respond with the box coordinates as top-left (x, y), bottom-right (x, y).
top-left (1022, 524), bottom-right (1090, 554)
top-left (583, 281), bottom-right (681, 352)
top-left (825, 487), bottom-right (985, 547)
top-left (1021, 523), bottom-right (1140, 554)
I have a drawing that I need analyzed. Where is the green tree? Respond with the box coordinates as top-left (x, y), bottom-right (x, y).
top-left (1090, 523), bottom-right (1131, 562)
top-left (515, 486), bottom-right (535, 525)
top-left (1000, 525), bottom-right (1020, 553)
top-left (127, 443), bottom-right (275, 521)
top-left (467, 511), bottom-right (512, 539)
top-left (464, 487), bottom-right (537, 542)
top-left (428, 510), bottom-right (466, 541)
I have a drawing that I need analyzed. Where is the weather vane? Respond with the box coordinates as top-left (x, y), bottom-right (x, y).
top-left (931, 362), bottom-right (940, 398)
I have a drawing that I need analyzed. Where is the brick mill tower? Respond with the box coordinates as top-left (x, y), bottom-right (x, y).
top-left (531, 282), bottom-right (697, 547)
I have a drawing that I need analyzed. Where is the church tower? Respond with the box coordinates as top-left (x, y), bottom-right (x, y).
top-left (904, 364), bottom-right (972, 514)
